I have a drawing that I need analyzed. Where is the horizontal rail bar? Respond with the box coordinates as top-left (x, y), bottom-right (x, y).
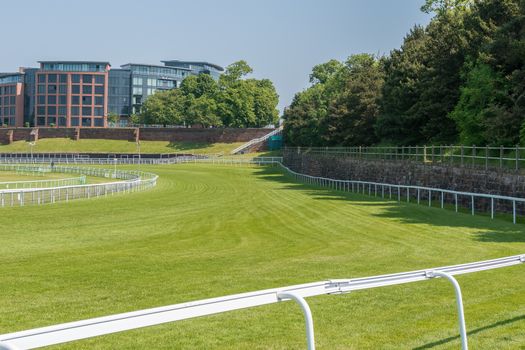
top-left (1, 254), bottom-right (523, 349)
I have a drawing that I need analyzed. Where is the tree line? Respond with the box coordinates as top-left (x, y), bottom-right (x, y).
top-left (138, 61), bottom-right (279, 128)
top-left (283, 0), bottom-right (525, 147)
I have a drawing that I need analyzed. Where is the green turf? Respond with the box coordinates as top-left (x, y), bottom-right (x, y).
top-left (0, 164), bottom-right (524, 349)
top-left (0, 139), bottom-right (244, 154)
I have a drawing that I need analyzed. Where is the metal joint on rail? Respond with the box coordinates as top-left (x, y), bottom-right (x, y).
top-left (425, 271), bottom-right (436, 278)
top-left (326, 280), bottom-right (353, 294)
top-left (520, 255), bottom-right (525, 263)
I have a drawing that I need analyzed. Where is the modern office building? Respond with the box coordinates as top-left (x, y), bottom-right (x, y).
top-left (0, 73), bottom-right (25, 127)
top-left (162, 60), bottom-right (224, 81)
top-left (1, 59), bottom-right (223, 127)
top-left (120, 63), bottom-right (192, 115)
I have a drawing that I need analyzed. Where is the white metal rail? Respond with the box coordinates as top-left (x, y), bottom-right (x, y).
top-left (0, 165), bottom-right (158, 208)
top-left (0, 254), bottom-right (522, 349)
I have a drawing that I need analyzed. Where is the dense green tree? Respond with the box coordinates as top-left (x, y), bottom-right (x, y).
top-left (141, 89), bottom-right (184, 126)
top-left (325, 54), bottom-right (384, 146)
top-left (376, 26), bottom-right (428, 144)
top-left (140, 60), bottom-right (278, 128)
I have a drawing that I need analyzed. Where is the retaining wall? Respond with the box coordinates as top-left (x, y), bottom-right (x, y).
top-left (283, 149), bottom-right (525, 215)
top-left (0, 128), bottom-right (272, 145)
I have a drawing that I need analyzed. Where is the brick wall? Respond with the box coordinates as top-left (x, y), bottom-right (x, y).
top-left (0, 127), bottom-right (272, 144)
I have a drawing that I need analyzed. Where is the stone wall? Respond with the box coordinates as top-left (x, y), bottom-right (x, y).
top-left (0, 127), bottom-right (272, 144)
top-left (283, 149), bottom-right (525, 215)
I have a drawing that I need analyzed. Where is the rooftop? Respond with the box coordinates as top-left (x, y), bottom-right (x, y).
top-left (161, 60), bottom-right (224, 72)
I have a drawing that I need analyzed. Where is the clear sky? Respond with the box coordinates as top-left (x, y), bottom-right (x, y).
top-left (1, 0), bottom-right (431, 112)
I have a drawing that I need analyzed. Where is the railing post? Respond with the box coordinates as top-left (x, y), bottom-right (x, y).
top-left (277, 292), bottom-right (316, 350)
top-left (428, 271), bottom-right (468, 350)
top-left (516, 145), bottom-right (520, 171)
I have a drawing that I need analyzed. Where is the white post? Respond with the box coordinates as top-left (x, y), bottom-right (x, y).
top-left (429, 271), bottom-right (468, 350)
top-left (277, 292), bottom-right (315, 350)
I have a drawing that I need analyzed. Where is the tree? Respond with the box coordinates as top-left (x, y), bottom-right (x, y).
top-left (141, 89), bottom-right (184, 126)
top-left (325, 54), bottom-right (383, 146)
top-left (186, 96), bottom-right (222, 128)
top-left (107, 112), bottom-right (119, 126)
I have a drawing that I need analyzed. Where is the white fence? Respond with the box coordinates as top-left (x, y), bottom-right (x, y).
top-left (0, 165), bottom-right (158, 208)
top-left (0, 176), bottom-right (85, 190)
top-left (1, 156), bottom-right (524, 223)
top-left (0, 254), bottom-right (522, 349)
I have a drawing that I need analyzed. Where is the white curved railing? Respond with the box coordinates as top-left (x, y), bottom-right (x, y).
top-left (0, 165), bottom-right (158, 208)
top-left (0, 254), bottom-right (522, 349)
top-left (0, 176), bottom-right (86, 190)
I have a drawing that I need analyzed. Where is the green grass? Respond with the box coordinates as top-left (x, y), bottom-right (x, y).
top-left (0, 139), bottom-right (245, 154)
top-left (0, 164), bottom-right (524, 349)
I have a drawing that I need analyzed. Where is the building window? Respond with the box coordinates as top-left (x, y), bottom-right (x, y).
top-left (82, 118), bottom-right (92, 127)
top-left (47, 106), bottom-right (57, 115)
top-left (72, 85), bottom-right (80, 94)
top-left (48, 85), bottom-right (57, 93)
top-left (83, 85), bottom-right (92, 94)
top-left (82, 107), bottom-right (91, 116)
top-left (47, 95), bottom-right (56, 104)
top-left (47, 117), bottom-right (56, 125)
top-left (94, 118), bottom-right (104, 127)
top-left (37, 106), bottom-right (45, 115)
top-left (95, 96), bottom-right (104, 105)
top-left (38, 85), bottom-right (46, 94)
top-left (58, 106), bottom-right (67, 116)
top-left (37, 117), bottom-right (46, 125)
top-left (83, 75), bottom-right (92, 84)
top-left (59, 95), bottom-right (67, 105)
top-left (71, 106), bottom-right (80, 116)
top-left (58, 117), bottom-right (67, 126)
top-left (38, 75), bottom-right (46, 83)
top-left (72, 74), bottom-right (81, 83)
top-left (95, 85), bottom-right (104, 94)
top-left (48, 74), bottom-right (57, 83)
top-left (59, 85), bottom-right (67, 94)
top-left (82, 96), bottom-right (92, 105)
top-left (71, 117), bottom-right (79, 126)
top-left (37, 95), bottom-right (45, 104)
top-left (59, 74), bottom-right (68, 83)
top-left (94, 107), bottom-right (104, 116)
top-left (132, 77), bottom-right (143, 85)
top-left (72, 96), bottom-right (80, 105)
top-left (95, 75), bottom-right (104, 84)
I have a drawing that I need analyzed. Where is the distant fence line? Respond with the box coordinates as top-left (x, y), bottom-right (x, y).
top-left (1, 156), bottom-right (524, 223)
top-left (0, 164), bottom-right (157, 208)
top-left (285, 145), bottom-right (525, 171)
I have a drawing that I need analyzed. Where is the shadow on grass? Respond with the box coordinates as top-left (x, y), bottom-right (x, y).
top-left (253, 166), bottom-right (525, 243)
top-left (412, 314), bottom-right (525, 349)
top-left (166, 142), bottom-right (212, 151)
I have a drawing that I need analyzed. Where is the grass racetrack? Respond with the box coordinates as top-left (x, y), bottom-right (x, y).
top-left (0, 139), bottom-right (244, 154)
top-left (1, 164), bottom-right (524, 349)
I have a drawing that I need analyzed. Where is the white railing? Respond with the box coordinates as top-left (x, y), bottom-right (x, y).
top-left (278, 162), bottom-right (525, 224)
top-left (230, 126), bottom-right (283, 154)
top-left (0, 165), bottom-right (158, 208)
top-left (0, 176), bottom-right (85, 190)
top-left (0, 254), bottom-right (522, 349)
top-left (1, 156), bottom-right (523, 223)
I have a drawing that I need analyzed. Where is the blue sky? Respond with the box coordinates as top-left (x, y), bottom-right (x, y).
top-left (1, 0), bottom-right (431, 112)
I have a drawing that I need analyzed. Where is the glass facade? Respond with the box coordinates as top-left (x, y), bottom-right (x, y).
top-left (5, 59), bottom-right (223, 127)
top-left (108, 69), bottom-right (131, 117)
